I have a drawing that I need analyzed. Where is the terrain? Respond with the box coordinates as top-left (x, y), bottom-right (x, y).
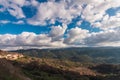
top-left (0, 47), bottom-right (120, 80)
top-left (12, 47), bottom-right (120, 64)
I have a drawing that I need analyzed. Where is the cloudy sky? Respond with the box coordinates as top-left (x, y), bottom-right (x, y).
top-left (0, 0), bottom-right (120, 50)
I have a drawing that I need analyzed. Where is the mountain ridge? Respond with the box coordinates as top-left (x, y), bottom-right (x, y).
top-left (11, 47), bottom-right (120, 64)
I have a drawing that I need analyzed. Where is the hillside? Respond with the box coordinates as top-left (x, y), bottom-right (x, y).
top-left (0, 49), bottom-right (120, 80)
top-left (12, 47), bottom-right (120, 64)
top-left (0, 50), bottom-right (31, 80)
top-left (12, 55), bottom-right (120, 80)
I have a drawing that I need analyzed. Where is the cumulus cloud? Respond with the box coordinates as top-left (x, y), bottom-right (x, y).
top-left (0, 25), bottom-right (68, 50)
top-left (10, 0), bottom-right (25, 6)
top-left (0, 0), bottom-right (25, 19)
top-left (49, 24), bottom-right (67, 41)
top-left (1, 26), bottom-right (120, 50)
top-left (93, 13), bottom-right (120, 30)
top-left (0, 0), bottom-right (120, 50)
top-left (1, 0), bottom-right (120, 27)
top-left (64, 27), bottom-right (89, 45)
top-left (27, 0), bottom-right (82, 25)
top-left (84, 30), bottom-right (120, 46)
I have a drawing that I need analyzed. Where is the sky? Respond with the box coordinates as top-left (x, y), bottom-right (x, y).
top-left (0, 0), bottom-right (120, 50)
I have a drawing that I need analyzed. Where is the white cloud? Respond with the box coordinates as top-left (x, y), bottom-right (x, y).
top-left (27, 0), bottom-right (82, 25)
top-left (1, 0), bottom-right (120, 28)
top-left (93, 13), bottom-right (120, 30)
top-left (0, 24), bottom-right (68, 50)
top-left (12, 20), bottom-right (24, 24)
top-left (0, 6), bottom-right (5, 12)
top-left (76, 21), bottom-right (82, 26)
top-left (84, 30), bottom-right (120, 46)
top-left (0, 32), bottom-right (50, 50)
top-left (8, 4), bottom-right (25, 19)
top-left (9, 0), bottom-right (25, 7)
top-left (25, 0), bottom-right (120, 31)
top-left (0, 20), bottom-right (10, 24)
top-left (0, 20), bottom-right (24, 25)
top-left (0, 0), bottom-right (25, 19)
top-left (81, 0), bottom-right (120, 30)
top-left (64, 27), bottom-right (89, 45)
top-left (0, 0), bottom-right (120, 49)
top-left (1, 26), bottom-right (120, 50)
top-left (0, 34), bottom-right (16, 46)
top-left (49, 24), bottom-right (67, 41)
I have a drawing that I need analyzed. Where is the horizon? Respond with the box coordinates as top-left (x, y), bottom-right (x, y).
top-left (5, 46), bottom-right (120, 51)
top-left (0, 0), bottom-right (120, 50)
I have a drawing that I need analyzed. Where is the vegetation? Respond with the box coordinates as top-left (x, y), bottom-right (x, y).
top-left (0, 58), bottom-right (30, 80)
top-left (1, 47), bottom-right (120, 80)
top-left (12, 47), bottom-right (120, 64)
top-left (15, 56), bottom-right (120, 80)
top-left (0, 55), bottom-right (120, 80)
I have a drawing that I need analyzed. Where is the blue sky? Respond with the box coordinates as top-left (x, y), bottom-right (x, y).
top-left (0, 8), bottom-right (100, 34)
top-left (0, 0), bottom-right (120, 50)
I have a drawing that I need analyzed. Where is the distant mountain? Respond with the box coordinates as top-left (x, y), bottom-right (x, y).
top-left (11, 47), bottom-right (120, 64)
top-left (0, 50), bottom-right (120, 80)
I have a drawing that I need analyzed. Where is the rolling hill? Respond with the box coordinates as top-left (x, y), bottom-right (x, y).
top-left (12, 47), bottom-right (120, 64)
top-left (0, 48), bottom-right (120, 80)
